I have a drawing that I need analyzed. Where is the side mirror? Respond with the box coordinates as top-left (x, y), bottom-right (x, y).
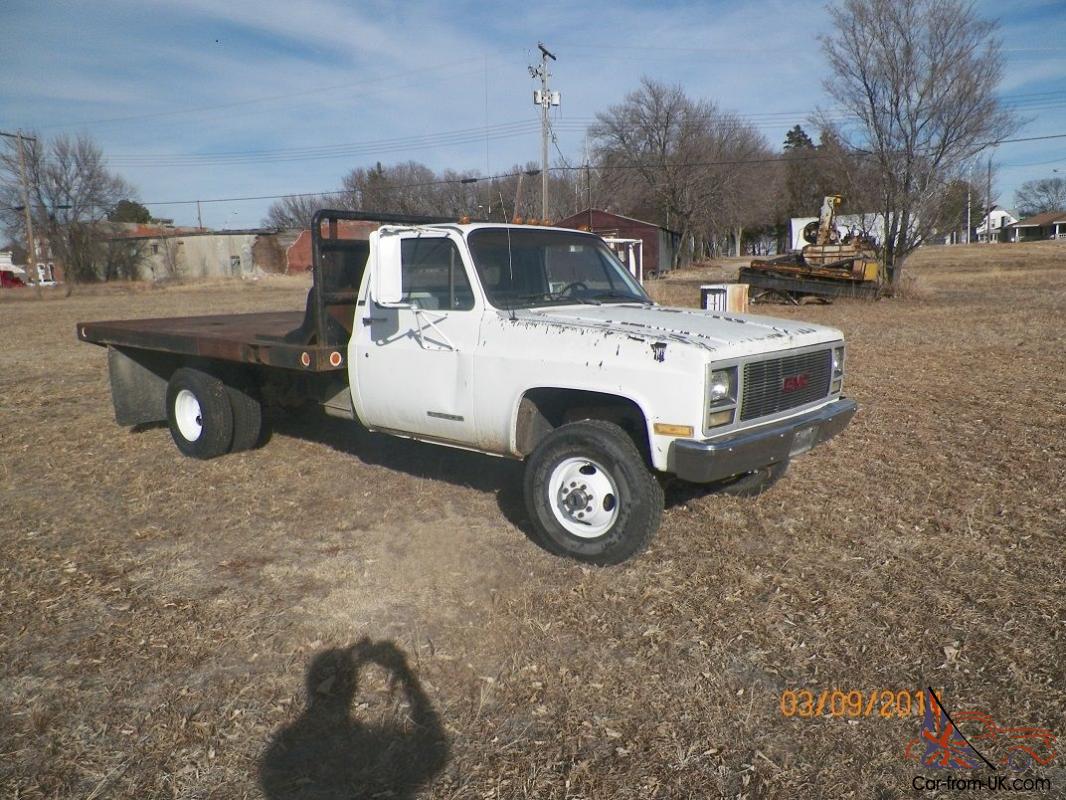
top-left (371, 229), bottom-right (405, 306)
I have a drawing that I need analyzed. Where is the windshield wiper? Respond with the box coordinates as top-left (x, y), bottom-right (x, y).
top-left (588, 291), bottom-right (651, 304)
top-left (515, 292), bottom-right (602, 306)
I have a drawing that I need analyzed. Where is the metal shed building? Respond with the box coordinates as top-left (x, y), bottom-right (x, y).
top-left (555, 209), bottom-right (680, 274)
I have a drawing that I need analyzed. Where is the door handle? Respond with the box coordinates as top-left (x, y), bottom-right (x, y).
top-left (361, 316), bottom-right (386, 326)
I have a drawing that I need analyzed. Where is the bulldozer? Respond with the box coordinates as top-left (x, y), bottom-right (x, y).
top-left (741, 195), bottom-right (882, 302)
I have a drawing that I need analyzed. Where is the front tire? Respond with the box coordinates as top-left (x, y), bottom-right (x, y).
top-left (524, 420), bottom-right (664, 565)
top-left (166, 368), bottom-right (233, 459)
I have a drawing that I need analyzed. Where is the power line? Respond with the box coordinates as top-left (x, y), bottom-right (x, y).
top-left (69, 91), bottom-right (1066, 170)
top-left (15, 78), bottom-right (1055, 171)
top-left (88, 115), bottom-right (861, 168)
top-left (131, 130), bottom-right (1066, 209)
top-left (547, 116), bottom-right (573, 170)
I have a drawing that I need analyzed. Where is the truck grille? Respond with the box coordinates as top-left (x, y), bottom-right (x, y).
top-left (740, 349), bottom-right (832, 421)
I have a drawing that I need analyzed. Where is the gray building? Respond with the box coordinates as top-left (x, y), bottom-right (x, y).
top-left (106, 227), bottom-right (298, 280)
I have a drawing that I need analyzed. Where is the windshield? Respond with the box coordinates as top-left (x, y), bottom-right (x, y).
top-left (467, 228), bottom-right (651, 309)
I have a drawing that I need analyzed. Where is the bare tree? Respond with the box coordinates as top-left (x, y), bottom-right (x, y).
top-left (820, 0), bottom-right (1016, 282)
top-left (1014, 177), bottom-right (1066, 218)
top-left (589, 78), bottom-right (774, 266)
top-left (489, 163), bottom-right (582, 222)
top-left (261, 159), bottom-right (588, 228)
top-left (590, 79), bottom-right (710, 265)
top-left (100, 234), bottom-right (147, 281)
top-left (1, 133), bottom-right (137, 282)
top-left (264, 193), bottom-right (332, 228)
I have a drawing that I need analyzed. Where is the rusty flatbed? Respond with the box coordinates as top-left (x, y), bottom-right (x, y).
top-left (76, 210), bottom-right (482, 376)
top-left (78, 311), bottom-right (347, 372)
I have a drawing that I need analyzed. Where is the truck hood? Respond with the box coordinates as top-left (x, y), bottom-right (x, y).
top-left (517, 303), bottom-right (841, 356)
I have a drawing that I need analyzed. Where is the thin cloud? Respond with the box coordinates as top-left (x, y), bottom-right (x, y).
top-left (2, 0), bottom-right (1062, 226)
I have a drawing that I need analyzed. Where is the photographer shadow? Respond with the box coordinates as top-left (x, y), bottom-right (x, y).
top-left (260, 639), bottom-right (448, 800)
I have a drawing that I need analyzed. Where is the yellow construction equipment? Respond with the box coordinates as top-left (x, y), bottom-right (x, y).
top-left (742, 195), bottom-right (882, 301)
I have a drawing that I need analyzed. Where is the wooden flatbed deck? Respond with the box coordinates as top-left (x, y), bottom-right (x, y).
top-left (77, 311), bottom-right (348, 372)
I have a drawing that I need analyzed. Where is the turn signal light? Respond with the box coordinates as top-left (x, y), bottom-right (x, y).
top-left (653, 423), bottom-right (695, 437)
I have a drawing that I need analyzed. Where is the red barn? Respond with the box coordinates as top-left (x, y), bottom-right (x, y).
top-left (555, 209), bottom-right (680, 274)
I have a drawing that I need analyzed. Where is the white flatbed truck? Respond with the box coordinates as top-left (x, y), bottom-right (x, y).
top-left (80, 210), bottom-right (856, 564)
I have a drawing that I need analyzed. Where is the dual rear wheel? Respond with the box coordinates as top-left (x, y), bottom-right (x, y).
top-left (165, 367), bottom-right (261, 459)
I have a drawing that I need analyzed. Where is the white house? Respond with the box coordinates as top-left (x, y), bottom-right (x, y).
top-left (974, 208), bottom-right (1017, 243)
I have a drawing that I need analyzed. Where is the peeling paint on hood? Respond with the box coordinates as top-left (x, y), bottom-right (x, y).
top-left (511, 304), bottom-right (841, 356)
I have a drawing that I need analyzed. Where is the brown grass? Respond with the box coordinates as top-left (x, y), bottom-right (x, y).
top-left (2, 241), bottom-right (1064, 798)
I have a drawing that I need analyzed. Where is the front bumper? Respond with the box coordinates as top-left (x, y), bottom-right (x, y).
top-left (668, 397), bottom-right (858, 483)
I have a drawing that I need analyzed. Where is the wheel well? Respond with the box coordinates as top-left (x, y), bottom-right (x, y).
top-left (516, 388), bottom-right (650, 461)
top-left (107, 347), bottom-right (272, 427)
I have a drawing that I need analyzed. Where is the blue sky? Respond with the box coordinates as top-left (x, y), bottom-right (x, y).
top-left (3, 0), bottom-right (1065, 228)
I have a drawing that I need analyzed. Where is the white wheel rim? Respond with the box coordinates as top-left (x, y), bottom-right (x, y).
top-left (174, 389), bottom-right (203, 442)
top-left (547, 457), bottom-right (620, 539)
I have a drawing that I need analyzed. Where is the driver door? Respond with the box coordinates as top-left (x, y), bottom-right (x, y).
top-left (353, 231), bottom-right (481, 443)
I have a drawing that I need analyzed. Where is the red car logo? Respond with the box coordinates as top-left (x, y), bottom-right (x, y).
top-left (782, 373), bottom-right (809, 393)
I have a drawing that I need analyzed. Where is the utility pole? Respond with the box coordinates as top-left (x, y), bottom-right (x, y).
top-left (530, 42), bottom-right (558, 221)
top-left (965, 182), bottom-right (971, 244)
top-left (197, 200), bottom-right (204, 231)
top-left (584, 134), bottom-right (592, 230)
top-left (986, 156), bottom-right (993, 244)
top-left (1, 130), bottom-right (38, 283)
top-left (586, 162), bottom-right (592, 229)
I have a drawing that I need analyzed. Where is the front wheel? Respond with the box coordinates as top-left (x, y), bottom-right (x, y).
top-left (523, 420), bottom-right (663, 565)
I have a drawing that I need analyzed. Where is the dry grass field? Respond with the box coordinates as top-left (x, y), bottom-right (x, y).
top-left (2, 242), bottom-right (1064, 798)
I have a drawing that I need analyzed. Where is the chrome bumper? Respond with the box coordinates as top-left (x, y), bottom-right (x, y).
top-left (668, 398), bottom-right (858, 483)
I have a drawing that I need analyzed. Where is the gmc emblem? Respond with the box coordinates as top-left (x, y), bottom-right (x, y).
top-left (782, 373), bottom-right (809, 393)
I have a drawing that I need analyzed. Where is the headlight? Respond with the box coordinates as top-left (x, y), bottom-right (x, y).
top-left (706, 366), bottom-right (738, 430)
top-left (832, 346), bottom-right (844, 377)
top-left (708, 369), bottom-right (735, 403)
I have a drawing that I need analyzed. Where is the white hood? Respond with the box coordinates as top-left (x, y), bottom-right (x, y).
top-left (519, 303), bottom-right (842, 357)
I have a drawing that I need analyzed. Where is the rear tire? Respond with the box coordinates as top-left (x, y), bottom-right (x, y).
top-left (524, 420), bottom-right (663, 565)
top-left (225, 381), bottom-right (263, 453)
top-left (166, 368), bottom-right (233, 459)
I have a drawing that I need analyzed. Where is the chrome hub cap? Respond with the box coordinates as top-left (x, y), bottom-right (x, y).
top-left (547, 457), bottom-right (620, 538)
top-left (174, 389), bottom-right (203, 442)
